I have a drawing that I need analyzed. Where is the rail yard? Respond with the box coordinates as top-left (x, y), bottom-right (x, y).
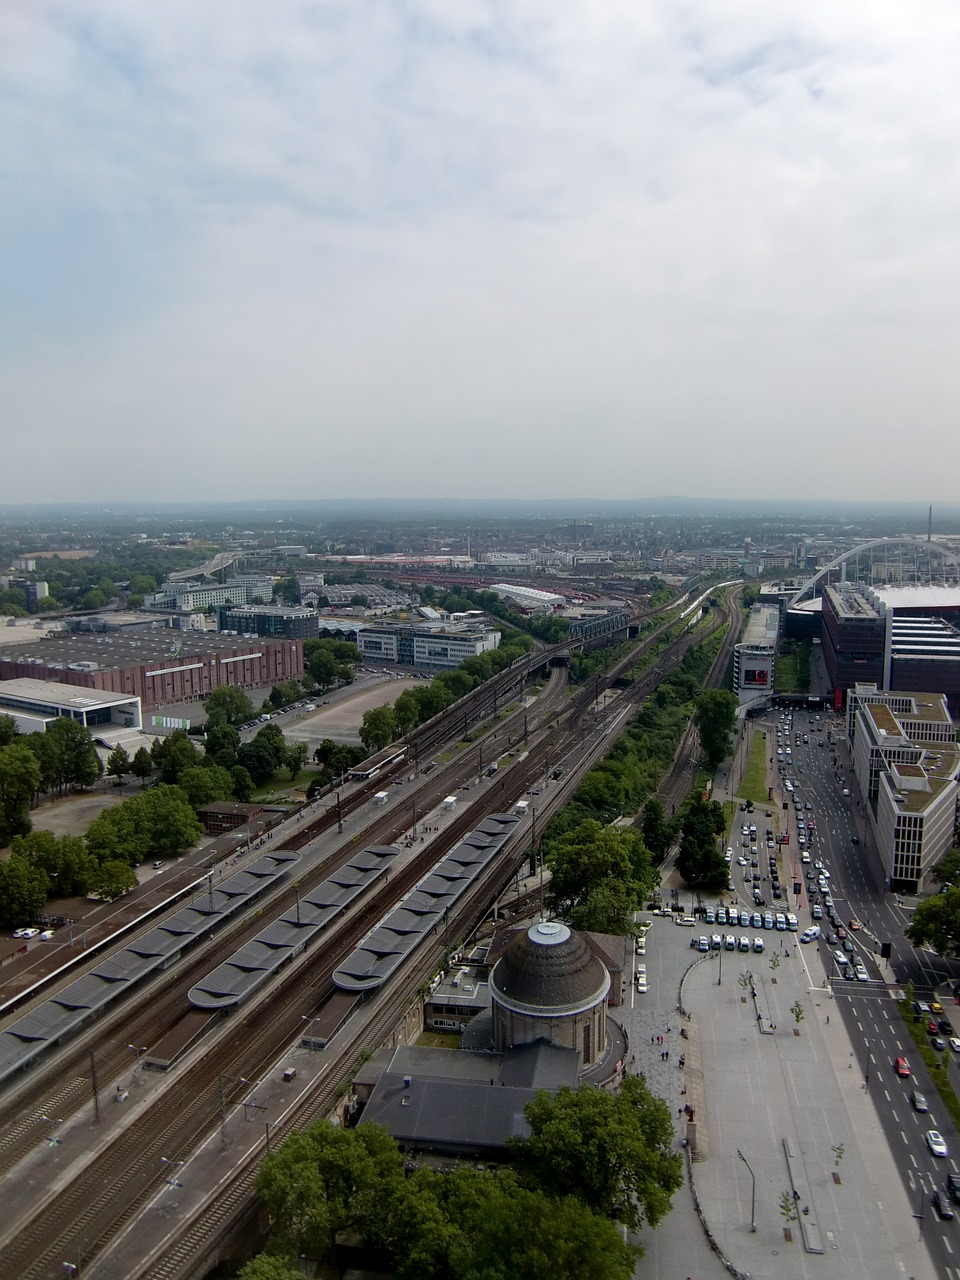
top-left (0, 585), bottom-right (739, 1280)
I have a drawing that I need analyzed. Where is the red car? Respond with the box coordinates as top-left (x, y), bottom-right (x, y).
top-left (849, 919), bottom-right (861, 931)
top-left (927, 1019), bottom-right (940, 1036)
top-left (894, 1057), bottom-right (912, 1078)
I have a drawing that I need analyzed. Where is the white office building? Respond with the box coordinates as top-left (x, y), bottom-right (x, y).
top-left (0, 677), bottom-right (142, 736)
top-left (846, 684), bottom-right (960, 894)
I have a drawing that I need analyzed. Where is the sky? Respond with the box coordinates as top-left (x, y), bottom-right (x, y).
top-left (2, 1), bottom-right (959, 506)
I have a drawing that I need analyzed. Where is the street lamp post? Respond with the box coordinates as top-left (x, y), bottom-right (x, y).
top-left (737, 1149), bottom-right (756, 1232)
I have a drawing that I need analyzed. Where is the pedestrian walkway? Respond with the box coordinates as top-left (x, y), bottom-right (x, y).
top-left (684, 945), bottom-right (936, 1279)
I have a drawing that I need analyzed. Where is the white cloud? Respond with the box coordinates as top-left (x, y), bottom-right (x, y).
top-left (1, 0), bottom-right (959, 501)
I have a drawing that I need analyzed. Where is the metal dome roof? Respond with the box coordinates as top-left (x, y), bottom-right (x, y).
top-left (490, 920), bottom-right (608, 1014)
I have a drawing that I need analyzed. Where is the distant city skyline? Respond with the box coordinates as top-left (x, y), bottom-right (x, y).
top-left (2, 3), bottom-right (959, 504)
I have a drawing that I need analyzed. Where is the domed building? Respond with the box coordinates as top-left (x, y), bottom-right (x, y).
top-left (490, 920), bottom-right (610, 1069)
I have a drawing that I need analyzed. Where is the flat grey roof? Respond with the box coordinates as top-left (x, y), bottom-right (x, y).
top-left (0, 630), bottom-right (292, 673)
top-left (0, 677), bottom-right (139, 709)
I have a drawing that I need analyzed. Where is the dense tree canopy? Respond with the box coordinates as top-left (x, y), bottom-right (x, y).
top-left (931, 847), bottom-right (960, 888)
top-left (256, 1123), bottom-right (405, 1259)
top-left (106, 745), bottom-right (130, 786)
top-left (11, 830), bottom-right (96, 897)
top-left (641, 797), bottom-right (672, 860)
top-left (24, 719), bottom-right (102, 795)
top-left (250, 1122), bottom-right (641, 1280)
top-left (510, 1076), bottom-right (682, 1232)
top-left (545, 819), bottom-right (654, 935)
top-left (694, 689), bottom-right (738, 769)
top-left (675, 792), bottom-right (728, 890)
top-left (0, 742), bottom-right (42, 845)
top-left (906, 887), bottom-right (960, 958)
top-left (203, 686), bottom-right (255, 726)
top-left (85, 785), bottom-right (202, 863)
top-left (359, 706), bottom-right (397, 754)
top-left (0, 854), bottom-right (50, 927)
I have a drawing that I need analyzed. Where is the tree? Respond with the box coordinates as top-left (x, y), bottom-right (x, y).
top-left (906, 887), bottom-right (960, 958)
top-left (106, 746), bottom-right (131, 787)
top-left (545, 820), bottom-right (654, 934)
top-left (443, 1170), bottom-right (636, 1280)
top-left (89, 858), bottom-right (137, 901)
top-left (238, 1258), bottom-right (305, 1280)
top-left (205, 722), bottom-right (240, 768)
top-left (0, 742), bottom-right (42, 845)
top-left (0, 714), bottom-right (17, 746)
top-left (130, 746), bottom-right (153, 786)
top-left (694, 689), bottom-right (738, 769)
top-left (0, 854), bottom-right (50, 927)
top-left (285, 740), bottom-right (309, 780)
top-left (641, 797), bottom-right (672, 859)
top-left (255, 1122), bottom-right (405, 1259)
top-left (510, 1076), bottom-right (683, 1232)
top-left (359, 706), bottom-right (396, 754)
top-left (151, 730), bottom-right (202, 785)
top-left (931, 848), bottom-right (960, 888)
top-left (85, 786), bottom-right (202, 863)
top-left (393, 688), bottom-right (421, 735)
top-left (238, 739), bottom-right (280, 786)
top-left (306, 647), bottom-right (340, 690)
top-left (11, 830), bottom-right (96, 897)
top-left (177, 764), bottom-right (234, 810)
top-left (674, 792), bottom-right (728, 891)
top-left (230, 764), bottom-right (255, 802)
top-left (26, 719), bottom-right (101, 794)
top-left (779, 1190), bottom-right (799, 1228)
top-left (204, 687), bottom-right (255, 726)
top-left (790, 999), bottom-right (805, 1029)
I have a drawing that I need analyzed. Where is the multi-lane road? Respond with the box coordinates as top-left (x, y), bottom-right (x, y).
top-left (755, 707), bottom-right (960, 1274)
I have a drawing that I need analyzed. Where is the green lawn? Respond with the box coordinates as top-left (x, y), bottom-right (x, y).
top-left (249, 767), bottom-right (320, 802)
top-left (775, 652), bottom-right (798, 692)
top-left (739, 732), bottom-right (769, 805)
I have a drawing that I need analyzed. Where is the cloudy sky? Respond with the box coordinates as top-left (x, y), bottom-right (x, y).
top-left (2, 1), bottom-right (959, 505)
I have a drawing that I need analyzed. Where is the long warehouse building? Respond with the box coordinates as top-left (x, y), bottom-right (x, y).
top-left (0, 631), bottom-right (303, 713)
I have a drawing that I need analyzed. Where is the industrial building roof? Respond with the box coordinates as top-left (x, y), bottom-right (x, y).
top-left (872, 585), bottom-right (960, 611)
top-left (0, 678), bottom-right (139, 710)
top-left (0, 629), bottom-right (292, 672)
top-left (741, 605), bottom-right (779, 648)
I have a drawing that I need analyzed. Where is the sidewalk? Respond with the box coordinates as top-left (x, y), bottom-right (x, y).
top-left (684, 931), bottom-right (935, 1280)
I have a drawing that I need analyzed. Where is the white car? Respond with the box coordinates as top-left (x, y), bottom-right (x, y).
top-left (926, 1129), bottom-right (948, 1157)
top-left (949, 1037), bottom-right (960, 1054)
top-left (13, 928), bottom-right (40, 940)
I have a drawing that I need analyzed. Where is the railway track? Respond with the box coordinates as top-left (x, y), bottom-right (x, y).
top-left (0, 666), bottom-right (572, 1181)
top-left (0, 735), bottom-right (568, 1280)
top-left (0, 601), bottom-right (730, 1278)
